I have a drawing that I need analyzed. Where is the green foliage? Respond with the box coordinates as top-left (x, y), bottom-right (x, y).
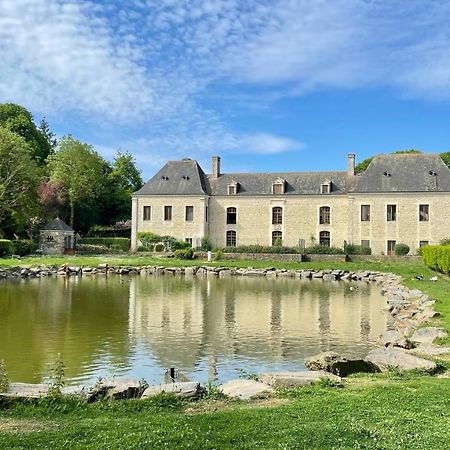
top-left (315, 377), bottom-right (344, 389)
top-left (305, 245), bottom-right (345, 255)
top-left (48, 354), bottom-right (65, 398)
top-left (440, 152), bottom-right (450, 169)
top-left (174, 248), bottom-right (194, 260)
top-left (200, 236), bottom-right (213, 251)
top-left (422, 245), bottom-right (450, 274)
top-left (213, 249), bottom-right (223, 260)
top-left (345, 244), bottom-right (371, 255)
top-left (392, 149), bottom-right (422, 154)
top-left (354, 156), bottom-right (373, 174)
top-left (222, 245), bottom-right (302, 254)
top-left (75, 244), bottom-right (111, 255)
top-left (86, 225), bottom-right (130, 238)
top-left (0, 239), bottom-right (14, 257)
top-left (0, 103), bottom-right (52, 165)
top-left (81, 237), bottom-right (130, 252)
top-left (440, 237), bottom-right (450, 245)
top-left (394, 243), bottom-right (410, 256)
top-left (0, 359), bottom-right (9, 393)
top-left (137, 231), bottom-right (163, 247)
top-left (12, 239), bottom-right (38, 256)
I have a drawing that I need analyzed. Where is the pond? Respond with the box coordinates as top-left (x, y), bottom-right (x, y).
top-left (0, 275), bottom-right (392, 385)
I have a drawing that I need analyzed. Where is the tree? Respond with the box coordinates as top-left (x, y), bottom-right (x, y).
top-left (0, 103), bottom-right (52, 165)
top-left (440, 152), bottom-right (450, 169)
top-left (0, 128), bottom-right (39, 227)
top-left (39, 118), bottom-right (58, 153)
top-left (37, 180), bottom-right (67, 219)
top-left (47, 136), bottom-right (106, 228)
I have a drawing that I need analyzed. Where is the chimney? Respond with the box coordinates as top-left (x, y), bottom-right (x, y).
top-left (211, 155), bottom-right (221, 178)
top-left (347, 153), bottom-right (355, 176)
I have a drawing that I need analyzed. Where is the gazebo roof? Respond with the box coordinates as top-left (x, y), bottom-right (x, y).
top-left (41, 217), bottom-right (74, 232)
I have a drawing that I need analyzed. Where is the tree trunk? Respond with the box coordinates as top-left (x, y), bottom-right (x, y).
top-left (70, 201), bottom-right (74, 229)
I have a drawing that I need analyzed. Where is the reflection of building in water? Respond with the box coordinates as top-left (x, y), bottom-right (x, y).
top-left (128, 276), bottom-right (390, 377)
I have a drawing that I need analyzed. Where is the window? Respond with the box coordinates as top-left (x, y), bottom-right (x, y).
top-left (226, 207), bottom-right (237, 224)
top-left (228, 185), bottom-right (236, 195)
top-left (319, 206), bottom-right (330, 225)
top-left (419, 240), bottom-right (429, 248)
top-left (272, 207), bottom-right (283, 224)
top-left (361, 240), bottom-right (371, 249)
top-left (419, 204), bottom-right (429, 222)
top-left (387, 240), bottom-right (396, 255)
top-left (361, 205), bottom-right (370, 222)
top-left (46, 235), bottom-right (54, 243)
top-left (320, 183), bottom-right (331, 194)
top-left (272, 231), bottom-right (282, 246)
top-left (164, 205), bottom-right (172, 221)
top-left (185, 206), bottom-right (194, 221)
top-left (185, 238), bottom-right (192, 246)
top-left (205, 206), bottom-right (208, 222)
top-left (272, 183), bottom-right (284, 194)
top-left (387, 204), bottom-right (397, 221)
top-left (319, 231), bottom-right (330, 247)
top-left (226, 230), bottom-right (236, 247)
top-left (143, 206), bottom-right (151, 221)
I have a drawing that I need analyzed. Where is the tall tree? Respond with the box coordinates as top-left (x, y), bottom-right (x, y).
top-left (47, 136), bottom-right (106, 228)
top-left (39, 118), bottom-right (58, 153)
top-left (0, 127), bottom-right (39, 227)
top-left (0, 103), bottom-right (52, 165)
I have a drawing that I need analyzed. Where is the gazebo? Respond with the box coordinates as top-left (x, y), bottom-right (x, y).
top-left (39, 218), bottom-right (75, 255)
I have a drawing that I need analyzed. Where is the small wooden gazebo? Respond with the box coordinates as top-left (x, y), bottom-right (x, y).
top-left (39, 218), bottom-right (75, 255)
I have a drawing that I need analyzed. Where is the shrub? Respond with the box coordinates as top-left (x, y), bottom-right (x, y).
top-left (214, 249), bottom-right (223, 260)
top-left (174, 248), bottom-right (194, 260)
top-left (87, 225), bottom-right (130, 238)
top-left (12, 239), bottom-right (38, 256)
top-left (81, 237), bottom-right (130, 252)
top-left (0, 239), bottom-right (13, 257)
top-left (76, 244), bottom-right (110, 254)
top-left (305, 245), bottom-right (345, 255)
top-left (137, 232), bottom-right (189, 251)
top-left (137, 232), bottom-right (162, 248)
top-left (440, 238), bottom-right (450, 245)
top-left (345, 244), bottom-right (371, 255)
top-left (394, 243), bottom-right (410, 256)
top-left (422, 245), bottom-right (450, 274)
top-left (200, 236), bottom-right (213, 251)
top-left (222, 245), bottom-right (301, 254)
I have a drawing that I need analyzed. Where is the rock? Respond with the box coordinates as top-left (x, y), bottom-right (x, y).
top-left (141, 382), bottom-right (203, 399)
top-left (305, 351), bottom-right (378, 376)
top-left (184, 267), bottom-right (195, 276)
top-left (409, 344), bottom-right (450, 357)
top-left (105, 380), bottom-right (145, 400)
top-left (2, 383), bottom-right (49, 399)
top-left (379, 330), bottom-right (415, 349)
top-left (258, 371), bottom-right (341, 388)
top-left (87, 380), bottom-right (117, 402)
top-left (218, 379), bottom-right (274, 400)
top-left (98, 263), bottom-right (108, 269)
top-left (411, 327), bottom-right (448, 345)
top-left (365, 348), bottom-right (437, 373)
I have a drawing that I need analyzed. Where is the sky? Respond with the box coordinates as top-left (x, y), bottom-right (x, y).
top-left (2, 0), bottom-right (450, 180)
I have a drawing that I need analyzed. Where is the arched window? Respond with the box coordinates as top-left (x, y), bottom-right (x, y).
top-left (226, 207), bottom-right (237, 224)
top-left (319, 206), bottom-right (331, 225)
top-left (226, 230), bottom-right (237, 247)
top-left (272, 207), bottom-right (283, 224)
top-left (319, 231), bottom-right (330, 247)
top-left (272, 231), bottom-right (282, 246)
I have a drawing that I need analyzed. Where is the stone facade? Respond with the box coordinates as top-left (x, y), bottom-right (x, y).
top-left (39, 218), bottom-right (75, 255)
top-left (131, 154), bottom-right (450, 255)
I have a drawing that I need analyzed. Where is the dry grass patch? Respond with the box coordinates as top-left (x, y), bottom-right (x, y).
top-left (0, 419), bottom-right (56, 434)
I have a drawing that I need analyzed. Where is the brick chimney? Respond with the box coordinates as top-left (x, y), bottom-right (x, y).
top-left (211, 155), bottom-right (221, 178)
top-left (348, 153), bottom-right (355, 176)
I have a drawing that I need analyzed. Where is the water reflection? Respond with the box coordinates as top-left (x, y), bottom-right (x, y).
top-left (0, 275), bottom-right (391, 384)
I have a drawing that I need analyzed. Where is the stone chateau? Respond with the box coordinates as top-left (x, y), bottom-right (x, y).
top-left (131, 153), bottom-right (450, 255)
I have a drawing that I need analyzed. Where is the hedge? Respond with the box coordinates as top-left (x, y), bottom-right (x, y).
top-left (12, 240), bottom-right (38, 256)
top-left (0, 240), bottom-right (13, 257)
top-left (81, 237), bottom-right (130, 252)
top-left (422, 245), bottom-right (450, 274)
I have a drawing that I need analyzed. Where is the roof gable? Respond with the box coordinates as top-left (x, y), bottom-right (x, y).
top-left (42, 217), bottom-right (73, 231)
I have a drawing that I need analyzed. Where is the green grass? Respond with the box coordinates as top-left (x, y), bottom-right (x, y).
top-left (0, 376), bottom-right (449, 449)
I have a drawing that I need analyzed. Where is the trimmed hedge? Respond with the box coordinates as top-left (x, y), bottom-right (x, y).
top-left (222, 245), bottom-right (302, 254)
top-left (394, 243), bottom-right (410, 256)
top-left (0, 240), bottom-right (13, 257)
top-left (174, 248), bottom-right (194, 260)
top-left (422, 245), bottom-right (450, 274)
top-left (12, 240), bottom-right (38, 256)
top-left (81, 237), bottom-right (130, 252)
top-left (344, 244), bottom-right (371, 255)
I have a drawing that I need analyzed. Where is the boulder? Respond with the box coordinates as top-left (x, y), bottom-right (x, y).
top-left (409, 344), bottom-right (450, 357)
top-left (141, 382), bottom-right (203, 399)
top-left (305, 351), bottom-right (378, 376)
top-left (258, 371), bottom-right (341, 388)
top-left (105, 380), bottom-right (145, 400)
top-left (1, 383), bottom-right (48, 399)
top-left (218, 379), bottom-right (273, 400)
top-left (379, 330), bottom-right (415, 349)
top-left (411, 327), bottom-right (448, 345)
top-left (365, 348), bottom-right (437, 373)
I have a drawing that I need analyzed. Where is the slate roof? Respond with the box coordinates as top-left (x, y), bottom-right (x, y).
top-left (41, 217), bottom-right (74, 232)
top-left (134, 159), bottom-right (209, 195)
top-left (207, 171), bottom-right (348, 195)
top-left (352, 153), bottom-right (450, 193)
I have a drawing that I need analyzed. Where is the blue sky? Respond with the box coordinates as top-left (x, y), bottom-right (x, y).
top-left (2, 0), bottom-right (450, 179)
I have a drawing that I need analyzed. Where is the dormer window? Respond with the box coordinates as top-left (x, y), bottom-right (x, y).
top-left (227, 181), bottom-right (238, 195)
top-left (320, 180), bottom-right (331, 194)
top-left (272, 178), bottom-right (285, 195)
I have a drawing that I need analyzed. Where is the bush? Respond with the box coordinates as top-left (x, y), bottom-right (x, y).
top-left (214, 249), bottom-right (223, 260)
top-left (87, 225), bottom-right (130, 238)
top-left (76, 244), bottom-right (110, 254)
top-left (305, 245), bottom-right (345, 255)
top-left (137, 232), bottom-right (189, 251)
top-left (0, 239), bottom-right (13, 257)
top-left (81, 237), bottom-right (130, 252)
top-left (200, 236), bottom-right (213, 251)
top-left (222, 245), bottom-right (301, 254)
top-left (440, 238), bottom-right (450, 245)
top-left (174, 248), bottom-right (194, 260)
top-left (12, 239), bottom-right (38, 256)
top-left (422, 245), bottom-right (450, 274)
top-left (137, 232), bottom-right (162, 248)
top-left (345, 244), bottom-right (371, 255)
top-left (394, 243), bottom-right (410, 256)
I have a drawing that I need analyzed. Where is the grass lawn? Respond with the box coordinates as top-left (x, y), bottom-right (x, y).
top-left (0, 374), bottom-right (449, 449)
